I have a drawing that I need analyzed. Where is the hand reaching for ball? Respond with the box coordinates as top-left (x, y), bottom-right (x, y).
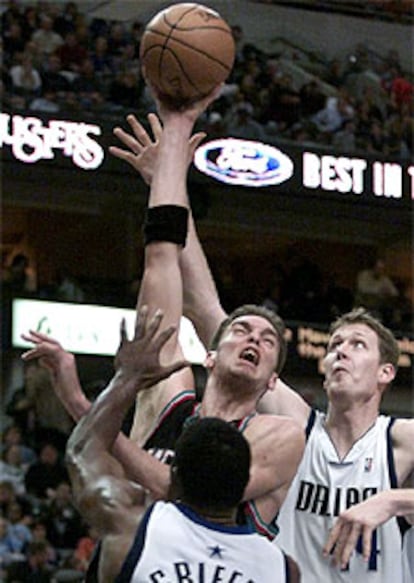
top-left (140, 3), bottom-right (235, 108)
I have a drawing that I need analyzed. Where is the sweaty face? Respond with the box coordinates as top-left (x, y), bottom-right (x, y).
top-left (323, 323), bottom-right (388, 401)
top-left (212, 315), bottom-right (280, 391)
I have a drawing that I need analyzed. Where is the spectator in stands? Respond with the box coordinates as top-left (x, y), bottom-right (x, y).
top-left (332, 118), bottom-right (357, 151)
top-left (25, 442), bottom-right (69, 501)
top-left (6, 500), bottom-right (33, 553)
top-left (225, 100), bottom-right (267, 141)
top-left (0, 481), bottom-right (33, 523)
top-left (5, 540), bottom-right (54, 582)
top-left (355, 256), bottom-right (399, 325)
top-left (3, 21), bottom-right (26, 66)
top-left (107, 70), bottom-right (143, 110)
top-left (30, 520), bottom-right (58, 568)
top-left (299, 79), bottom-right (326, 118)
top-left (71, 57), bottom-right (106, 110)
top-left (119, 40), bottom-right (141, 75)
top-left (311, 90), bottom-right (355, 138)
top-left (21, 7), bottom-right (39, 44)
top-left (385, 111), bottom-right (407, 157)
top-left (54, 31), bottom-right (87, 74)
top-left (106, 22), bottom-right (129, 66)
top-left (89, 35), bottom-right (113, 77)
top-left (40, 53), bottom-right (72, 104)
top-left (43, 482), bottom-right (84, 551)
top-left (388, 66), bottom-right (414, 113)
top-left (31, 14), bottom-right (63, 62)
top-left (22, 359), bottom-right (74, 448)
top-left (0, 445), bottom-right (28, 496)
top-left (323, 58), bottom-right (346, 88)
top-left (0, 515), bottom-right (25, 571)
top-left (1, 425), bottom-right (37, 467)
top-left (260, 71), bottom-right (301, 130)
top-left (2, 253), bottom-right (37, 295)
top-left (9, 52), bottom-right (42, 99)
top-left (72, 525), bottom-right (99, 573)
top-left (54, 270), bottom-right (86, 303)
top-left (53, 1), bottom-right (80, 38)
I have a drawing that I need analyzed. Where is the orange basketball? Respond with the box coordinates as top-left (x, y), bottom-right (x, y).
top-left (140, 3), bottom-right (235, 107)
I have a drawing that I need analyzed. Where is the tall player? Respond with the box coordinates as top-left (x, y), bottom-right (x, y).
top-left (109, 113), bottom-right (413, 581)
top-left (23, 86), bottom-right (305, 540)
top-left (65, 306), bottom-right (299, 582)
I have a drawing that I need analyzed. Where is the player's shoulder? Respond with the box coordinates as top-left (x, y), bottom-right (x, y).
top-left (249, 412), bottom-right (305, 443)
top-left (390, 417), bottom-right (414, 445)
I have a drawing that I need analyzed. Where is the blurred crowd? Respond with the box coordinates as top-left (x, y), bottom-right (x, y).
top-left (2, 0), bottom-right (413, 158)
top-left (0, 409), bottom-right (97, 582)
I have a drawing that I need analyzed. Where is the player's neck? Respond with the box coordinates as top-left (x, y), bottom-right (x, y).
top-left (324, 406), bottom-right (379, 459)
top-left (189, 503), bottom-right (238, 526)
top-left (201, 383), bottom-right (256, 422)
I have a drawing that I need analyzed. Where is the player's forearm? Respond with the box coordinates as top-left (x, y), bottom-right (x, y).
top-left (112, 435), bottom-right (170, 500)
top-left (52, 353), bottom-right (91, 421)
top-left (150, 116), bottom-right (193, 209)
top-left (382, 488), bottom-right (414, 523)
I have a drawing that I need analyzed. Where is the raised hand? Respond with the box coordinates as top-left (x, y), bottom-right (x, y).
top-left (21, 330), bottom-right (73, 383)
top-left (114, 305), bottom-right (190, 391)
top-left (20, 330), bottom-right (88, 421)
top-left (110, 113), bottom-right (206, 185)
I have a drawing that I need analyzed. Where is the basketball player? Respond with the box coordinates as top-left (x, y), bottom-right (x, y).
top-left (108, 112), bottom-right (413, 581)
top-left (66, 306), bottom-right (299, 582)
top-left (23, 87), bottom-right (305, 540)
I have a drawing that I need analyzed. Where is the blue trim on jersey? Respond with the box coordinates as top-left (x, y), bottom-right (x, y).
top-left (284, 553), bottom-right (291, 583)
top-left (387, 417), bottom-right (412, 540)
top-left (305, 408), bottom-right (317, 440)
top-left (114, 503), bottom-right (156, 583)
top-left (386, 417), bottom-right (398, 488)
top-left (176, 502), bottom-right (254, 535)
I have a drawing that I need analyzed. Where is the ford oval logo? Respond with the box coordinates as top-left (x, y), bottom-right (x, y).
top-left (193, 138), bottom-right (294, 187)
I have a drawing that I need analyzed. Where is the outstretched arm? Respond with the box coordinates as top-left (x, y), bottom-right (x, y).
top-left (66, 308), bottom-right (189, 578)
top-left (110, 112), bottom-right (309, 429)
top-left (20, 329), bottom-right (181, 499)
top-left (323, 488), bottom-right (414, 570)
top-left (21, 331), bottom-right (89, 422)
top-left (110, 113), bottom-right (226, 350)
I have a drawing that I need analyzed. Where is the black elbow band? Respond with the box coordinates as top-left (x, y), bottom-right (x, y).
top-left (143, 205), bottom-right (189, 247)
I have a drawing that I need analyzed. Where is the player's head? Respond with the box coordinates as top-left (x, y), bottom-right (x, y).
top-left (329, 307), bottom-right (399, 369)
top-left (209, 304), bottom-right (287, 375)
top-left (172, 417), bottom-right (250, 512)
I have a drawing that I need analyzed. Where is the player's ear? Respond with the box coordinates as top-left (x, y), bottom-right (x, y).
top-left (266, 371), bottom-right (278, 392)
top-left (204, 350), bottom-right (217, 371)
top-left (378, 363), bottom-right (396, 386)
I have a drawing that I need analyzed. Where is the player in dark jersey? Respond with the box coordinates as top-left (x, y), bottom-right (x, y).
top-left (66, 306), bottom-right (299, 582)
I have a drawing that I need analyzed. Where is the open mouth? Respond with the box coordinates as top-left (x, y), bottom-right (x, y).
top-left (239, 347), bottom-right (259, 366)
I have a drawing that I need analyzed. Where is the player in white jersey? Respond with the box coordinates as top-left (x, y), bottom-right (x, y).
top-left (276, 411), bottom-right (409, 581)
top-left (66, 307), bottom-right (299, 583)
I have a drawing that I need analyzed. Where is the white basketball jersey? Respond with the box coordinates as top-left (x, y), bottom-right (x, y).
top-left (117, 501), bottom-right (290, 582)
top-left (275, 411), bottom-right (410, 582)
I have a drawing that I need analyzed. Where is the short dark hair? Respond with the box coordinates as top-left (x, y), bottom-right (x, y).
top-left (174, 417), bottom-right (250, 511)
top-left (330, 307), bottom-right (400, 370)
top-left (209, 304), bottom-right (287, 374)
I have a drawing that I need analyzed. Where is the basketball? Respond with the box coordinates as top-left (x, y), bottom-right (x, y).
top-left (140, 3), bottom-right (235, 107)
